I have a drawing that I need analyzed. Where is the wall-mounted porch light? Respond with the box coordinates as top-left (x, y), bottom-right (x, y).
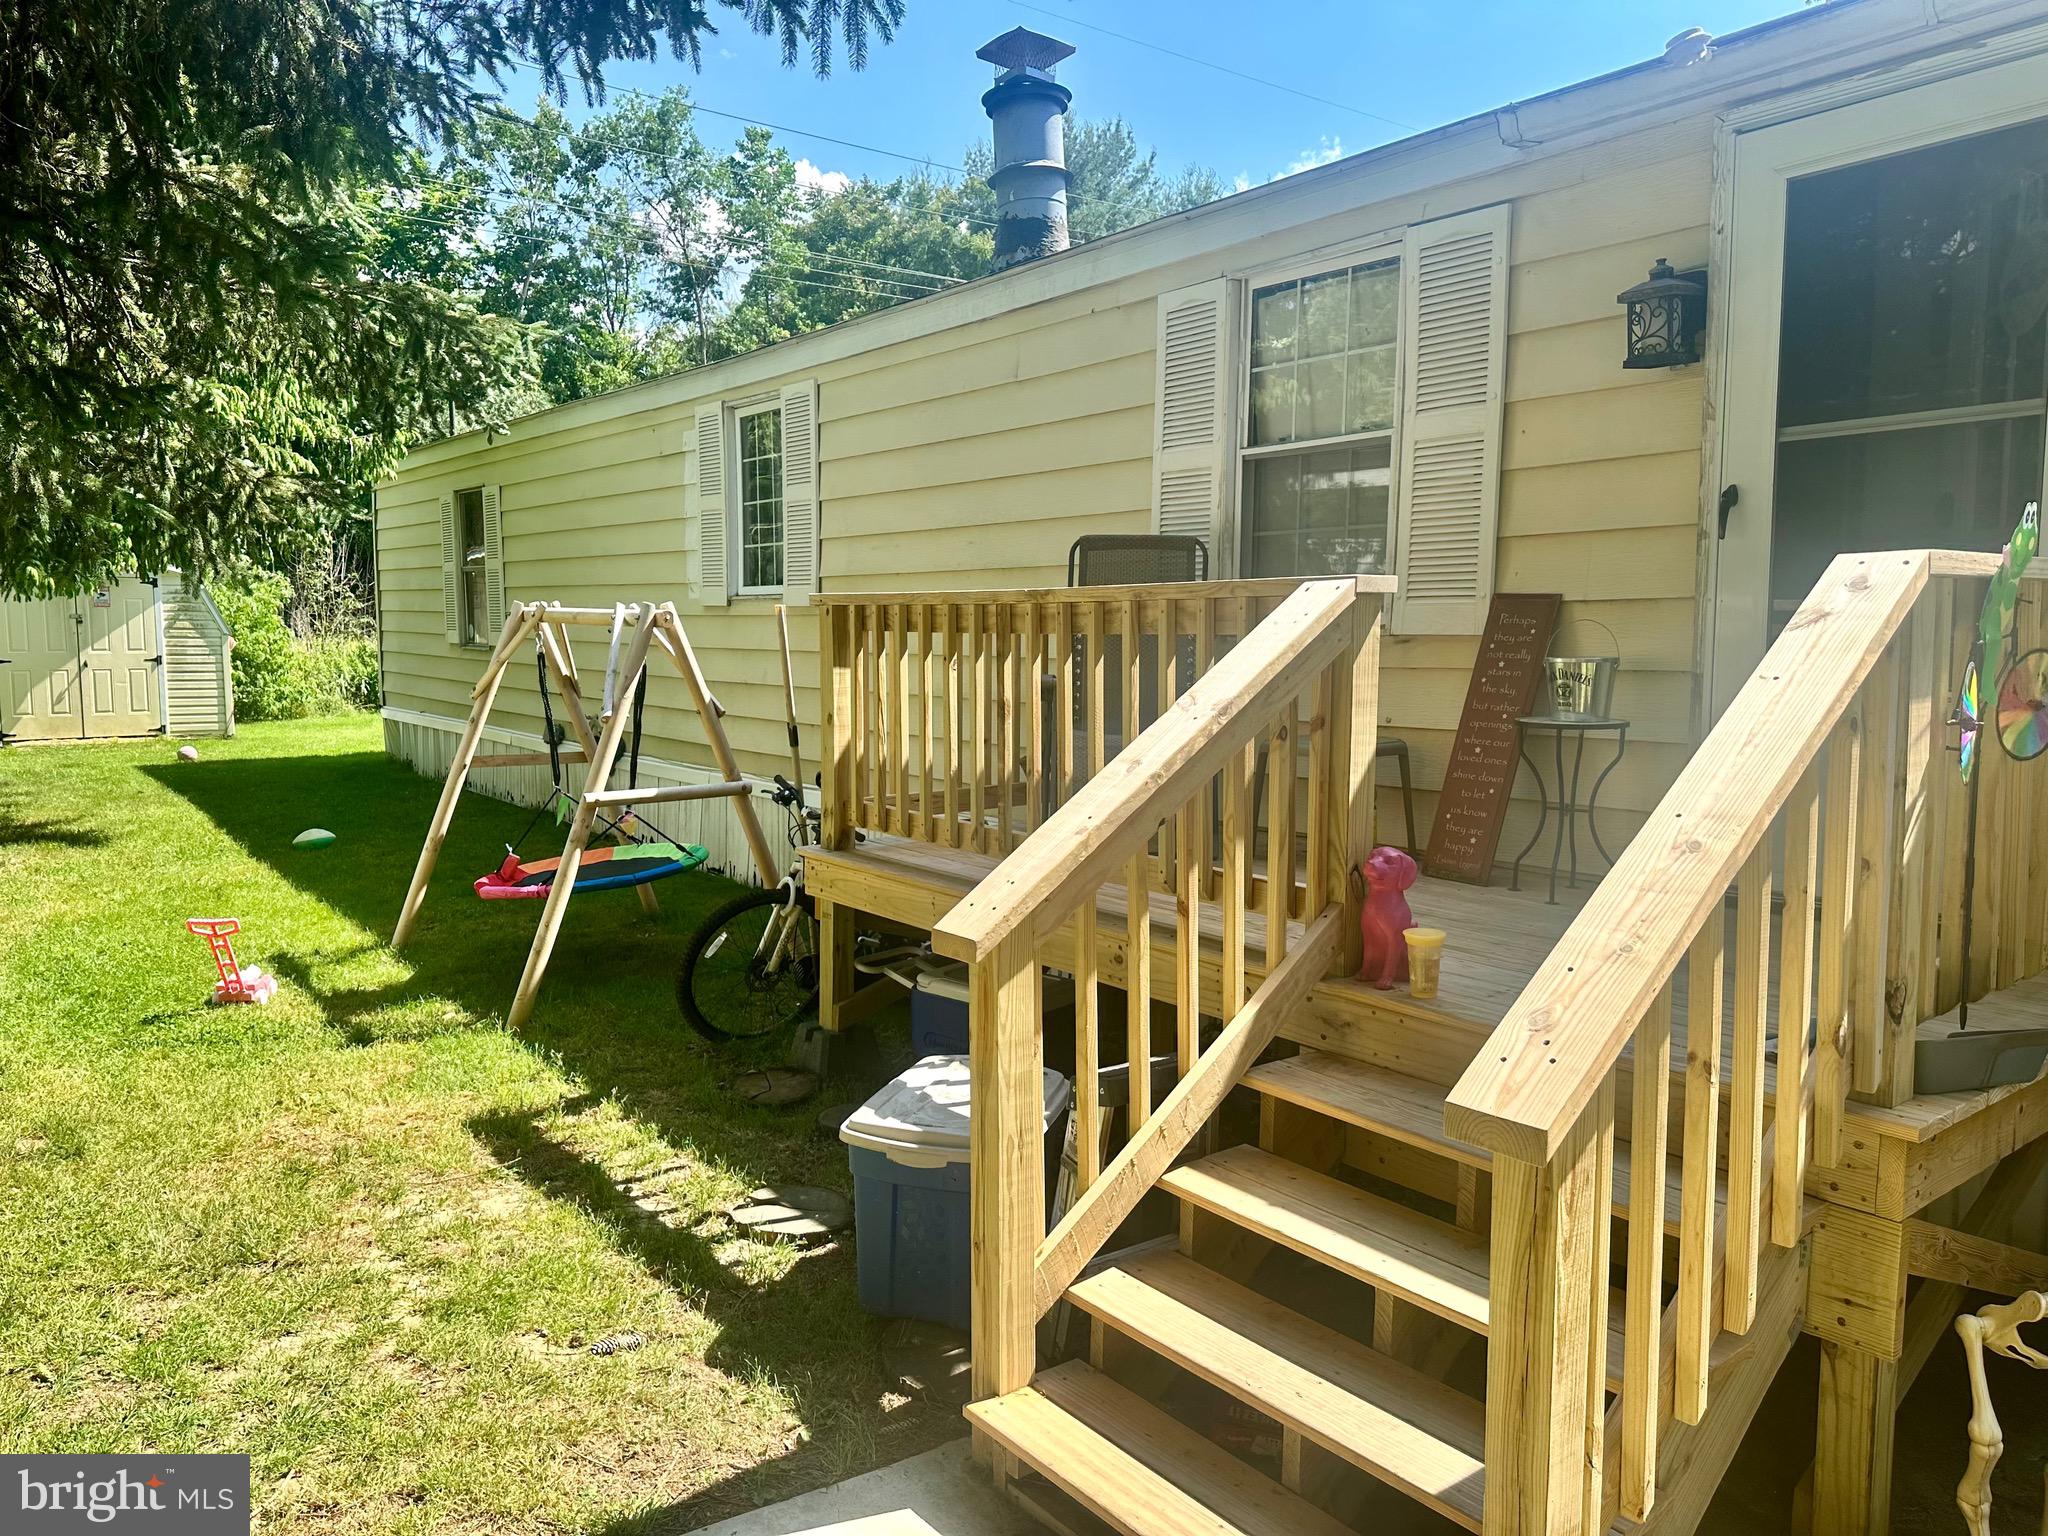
top-left (1618, 258), bottom-right (1706, 368)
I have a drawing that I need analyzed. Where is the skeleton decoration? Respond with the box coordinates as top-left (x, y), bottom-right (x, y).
top-left (1956, 1291), bottom-right (2048, 1536)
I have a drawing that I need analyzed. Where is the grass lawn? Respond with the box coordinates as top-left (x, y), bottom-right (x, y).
top-left (0, 716), bottom-right (955, 1533)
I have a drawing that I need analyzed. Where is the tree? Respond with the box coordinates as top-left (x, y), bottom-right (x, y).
top-left (0, 0), bottom-right (905, 595)
top-left (717, 171), bottom-right (990, 353)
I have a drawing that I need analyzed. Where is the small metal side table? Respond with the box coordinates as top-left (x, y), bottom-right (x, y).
top-left (1511, 714), bottom-right (1629, 903)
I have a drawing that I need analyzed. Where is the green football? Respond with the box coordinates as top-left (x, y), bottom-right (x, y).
top-left (293, 828), bottom-right (336, 850)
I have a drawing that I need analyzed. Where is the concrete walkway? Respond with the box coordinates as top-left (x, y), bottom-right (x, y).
top-left (684, 1439), bottom-right (1040, 1536)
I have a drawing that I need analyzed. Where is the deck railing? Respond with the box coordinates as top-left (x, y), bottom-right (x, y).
top-left (928, 575), bottom-right (1389, 1405)
top-left (815, 580), bottom-right (1310, 873)
top-left (1445, 549), bottom-right (2044, 1532)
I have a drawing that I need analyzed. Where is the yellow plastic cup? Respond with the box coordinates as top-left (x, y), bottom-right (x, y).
top-left (1404, 927), bottom-right (1447, 1001)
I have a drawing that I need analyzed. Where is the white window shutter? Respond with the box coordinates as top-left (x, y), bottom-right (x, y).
top-left (779, 379), bottom-right (820, 598)
top-left (1152, 279), bottom-right (1236, 570)
top-left (1393, 204), bottom-right (1511, 634)
top-left (481, 484), bottom-right (507, 635)
top-left (438, 492), bottom-right (461, 644)
top-left (694, 405), bottom-right (729, 608)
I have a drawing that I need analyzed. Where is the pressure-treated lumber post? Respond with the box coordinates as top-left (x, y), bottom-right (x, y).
top-left (506, 615), bottom-right (656, 1030)
top-left (1326, 588), bottom-right (1382, 977)
top-left (817, 601), bottom-right (859, 1032)
top-left (1814, 1340), bottom-right (1898, 1536)
top-left (969, 932), bottom-right (1044, 1422)
top-left (393, 605), bottom-right (533, 948)
top-left (1483, 1087), bottom-right (1610, 1536)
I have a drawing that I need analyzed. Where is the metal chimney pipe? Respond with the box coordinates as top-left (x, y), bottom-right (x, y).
top-left (976, 27), bottom-right (1076, 272)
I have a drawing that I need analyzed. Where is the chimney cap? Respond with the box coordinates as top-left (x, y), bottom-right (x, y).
top-left (976, 27), bottom-right (1075, 77)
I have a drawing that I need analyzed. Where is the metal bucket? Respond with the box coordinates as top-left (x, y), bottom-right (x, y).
top-left (1540, 620), bottom-right (1620, 722)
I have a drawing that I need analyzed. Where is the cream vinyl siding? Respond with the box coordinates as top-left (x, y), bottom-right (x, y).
top-left (376, 111), bottom-right (1718, 857)
top-left (160, 573), bottom-right (235, 737)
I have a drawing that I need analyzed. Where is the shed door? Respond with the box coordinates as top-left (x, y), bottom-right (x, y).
top-left (78, 578), bottom-right (162, 736)
top-left (1712, 51), bottom-right (2048, 715)
top-left (1, 596), bottom-right (85, 741)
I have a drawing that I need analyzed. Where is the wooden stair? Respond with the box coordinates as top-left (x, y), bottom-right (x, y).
top-left (976, 1045), bottom-right (1785, 1536)
top-left (1067, 1249), bottom-right (1487, 1531)
top-left (968, 1359), bottom-right (1356, 1536)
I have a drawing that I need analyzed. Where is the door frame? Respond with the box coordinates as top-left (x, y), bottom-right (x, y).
top-left (1699, 25), bottom-right (2048, 727)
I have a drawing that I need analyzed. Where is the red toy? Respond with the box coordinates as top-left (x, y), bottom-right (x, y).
top-left (185, 918), bottom-right (278, 1005)
top-left (1354, 846), bottom-right (1418, 990)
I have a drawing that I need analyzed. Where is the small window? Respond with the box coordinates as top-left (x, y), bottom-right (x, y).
top-left (456, 486), bottom-right (488, 646)
top-left (734, 405), bottom-right (785, 595)
top-left (1240, 258), bottom-right (1399, 577)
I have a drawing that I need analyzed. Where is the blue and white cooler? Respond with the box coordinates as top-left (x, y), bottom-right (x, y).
top-left (839, 1053), bottom-right (1071, 1332)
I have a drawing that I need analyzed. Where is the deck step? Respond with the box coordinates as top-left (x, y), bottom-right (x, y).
top-left (1163, 1144), bottom-right (1635, 1391)
top-left (1068, 1249), bottom-right (1486, 1531)
top-left (967, 1359), bottom-right (1354, 1536)
top-left (1160, 1144), bottom-right (1493, 1333)
top-left (1242, 1049), bottom-right (1725, 1233)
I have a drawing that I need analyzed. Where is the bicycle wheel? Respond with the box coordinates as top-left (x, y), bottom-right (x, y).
top-left (676, 888), bottom-right (818, 1043)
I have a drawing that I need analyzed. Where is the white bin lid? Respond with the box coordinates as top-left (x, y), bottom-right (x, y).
top-left (840, 1053), bottom-right (1071, 1169)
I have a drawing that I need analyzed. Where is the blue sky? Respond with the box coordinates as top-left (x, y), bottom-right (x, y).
top-left (514, 0), bottom-right (1805, 192)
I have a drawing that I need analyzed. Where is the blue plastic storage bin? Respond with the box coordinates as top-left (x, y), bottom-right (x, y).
top-left (909, 963), bottom-right (1073, 1058)
top-left (840, 1053), bottom-right (1070, 1332)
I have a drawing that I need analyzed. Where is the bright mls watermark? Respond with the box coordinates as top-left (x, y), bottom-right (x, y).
top-left (2, 1456), bottom-right (250, 1534)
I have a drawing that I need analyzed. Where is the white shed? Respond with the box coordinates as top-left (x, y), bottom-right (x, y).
top-left (0, 573), bottom-right (235, 742)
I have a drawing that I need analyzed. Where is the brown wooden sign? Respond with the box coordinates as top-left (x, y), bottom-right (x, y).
top-left (1423, 592), bottom-right (1562, 885)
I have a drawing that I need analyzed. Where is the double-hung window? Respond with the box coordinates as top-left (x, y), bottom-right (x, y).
top-left (734, 403), bottom-right (785, 595)
top-left (456, 486), bottom-right (488, 647)
top-left (1240, 258), bottom-right (1400, 578)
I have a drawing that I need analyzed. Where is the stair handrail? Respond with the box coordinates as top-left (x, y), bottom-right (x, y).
top-left (1448, 548), bottom-right (2031, 1530)
top-left (931, 575), bottom-right (1371, 967)
top-left (1444, 551), bottom-right (1933, 1161)
top-left (937, 572), bottom-right (1390, 1413)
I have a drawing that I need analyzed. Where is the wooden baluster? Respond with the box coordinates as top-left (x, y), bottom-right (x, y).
top-left (1222, 738), bottom-right (1250, 1017)
top-left (1074, 896), bottom-right (1100, 1190)
top-left (1885, 605), bottom-right (1938, 1104)
top-left (2025, 589), bottom-right (2048, 984)
top-left (998, 602), bottom-right (1017, 854)
top-left (1085, 602), bottom-right (1106, 790)
top-left (1026, 602), bottom-right (1045, 836)
top-left (942, 605), bottom-right (960, 849)
top-left (1159, 600), bottom-right (1185, 897)
top-left (1622, 984), bottom-right (1674, 1520)
top-left (1850, 648), bottom-right (1897, 1095)
top-left (1121, 596), bottom-right (1142, 769)
top-left (1933, 584), bottom-right (1971, 1015)
top-left (1584, 1079), bottom-right (1615, 1523)
top-left (1305, 667), bottom-right (1334, 915)
top-left (1726, 840), bottom-right (1772, 1333)
top-left (2000, 592), bottom-right (2044, 983)
top-left (971, 604), bottom-right (990, 854)
top-left (1265, 701), bottom-right (1296, 970)
top-left (1177, 790), bottom-right (1202, 1076)
top-left (863, 602), bottom-right (883, 834)
top-left (917, 603), bottom-right (935, 843)
top-left (1128, 826), bottom-right (1154, 1129)
top-left (1057, 599), bottom-right (1076, 811)
top-left (1817, 702), bottom-right (1863, 1166)
top-left (1774, 758), bottom-right (1822, 1247)
top-left (1194, 598), bottom-right (1216, 901)
top-left (1676, 912), bottom-right (1725, 1426)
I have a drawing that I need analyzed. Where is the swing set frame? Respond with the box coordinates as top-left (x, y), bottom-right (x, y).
top-left (392, 598), bottom-right (780, 1029)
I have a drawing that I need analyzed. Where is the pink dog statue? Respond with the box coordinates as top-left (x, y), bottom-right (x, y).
top-left (1355, 846), bottom-right (1418, 989)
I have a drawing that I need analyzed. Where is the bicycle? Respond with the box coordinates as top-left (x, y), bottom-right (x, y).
top-left (675, 774), bottom-right (915, 1044)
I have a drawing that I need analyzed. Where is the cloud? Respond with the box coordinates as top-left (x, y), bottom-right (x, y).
top-left (1274, 137), bottom-right (1346, 181)
top-left (795, 159), bottom-right (851, 198)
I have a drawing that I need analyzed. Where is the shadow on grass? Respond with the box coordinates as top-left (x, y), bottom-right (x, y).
top-left (143, 744), bottom-right (943, 1523)
top-left (470, 1099), bottom-right (957, 1534)
top-left (0, 797), bottom-right (111, 849)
